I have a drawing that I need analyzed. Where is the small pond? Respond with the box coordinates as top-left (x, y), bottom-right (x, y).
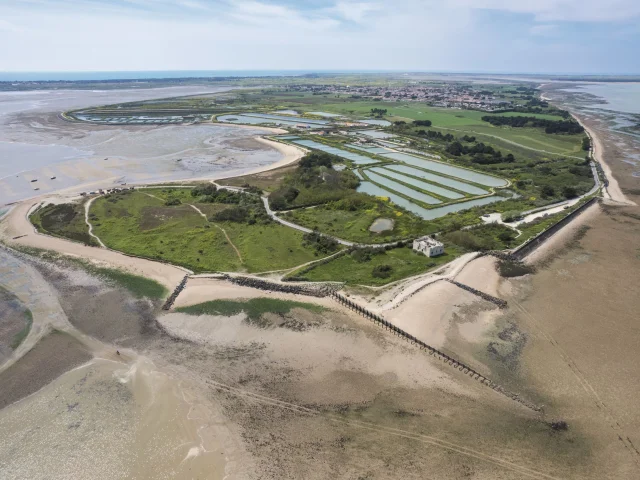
top-left (369, 217), bottom-right (395, 233)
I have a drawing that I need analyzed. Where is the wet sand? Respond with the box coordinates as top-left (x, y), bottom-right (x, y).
top-left (0, 88), bottom-right (302, 205)
top-left (0, 330), bottom-right (91, 409)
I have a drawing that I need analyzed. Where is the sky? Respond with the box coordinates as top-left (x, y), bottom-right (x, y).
top-left (0, 0), bottom-right (639, 75)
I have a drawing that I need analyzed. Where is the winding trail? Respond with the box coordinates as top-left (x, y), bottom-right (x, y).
top-left (261, 196), bottom-right (401, 249)
top-left (84, 196), bottom-right (106, 248)
top-left (188, 204), bottom-right (243, 263)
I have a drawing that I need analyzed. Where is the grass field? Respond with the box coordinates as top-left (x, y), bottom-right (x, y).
top-left (283, 201), bottom-right (433, 243)
top-left (89, 189), bottom-right (317, 273)
top-left (295, 245), bottom-right (463, 286)
top-left (175, 298), bottom-right (326, 320)
top-left (30, 200), bottom-right (98, 246)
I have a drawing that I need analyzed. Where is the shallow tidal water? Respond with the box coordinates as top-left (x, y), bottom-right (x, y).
top-left (0, 356), bottom-right (224, 480)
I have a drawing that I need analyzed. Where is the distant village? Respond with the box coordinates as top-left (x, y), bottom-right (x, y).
top-left (283, 83), bottom-right (529, 111)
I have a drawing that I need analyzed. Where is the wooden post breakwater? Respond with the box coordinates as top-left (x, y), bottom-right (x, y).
top-left (330, 291), bottom-right (540, 411)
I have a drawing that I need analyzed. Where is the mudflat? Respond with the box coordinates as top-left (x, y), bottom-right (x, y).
top-left (0, 330), bottom-right (91, 409)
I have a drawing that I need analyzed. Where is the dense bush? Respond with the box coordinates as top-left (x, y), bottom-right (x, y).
top-left (351, 247), bottom-right (376, 263)
top-left (303, 231), bottom-right (339, 254)
top-left (212, 206), bottom-right (249, 223)
top-left (164, 198), bottom-right (181, 206)
top-left (502, 210), bottom-right (522, 222)
top-left (372, 264), bottom-right (393, 278)
top-left (191, 183), bottom-right (217, 197)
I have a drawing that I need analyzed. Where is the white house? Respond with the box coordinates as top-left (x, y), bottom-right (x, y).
top-left (413, 236), bottom-right (444, 257)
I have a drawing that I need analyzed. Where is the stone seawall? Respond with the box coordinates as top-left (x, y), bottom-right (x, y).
top-left (512, 197), bottom-right (599, 260)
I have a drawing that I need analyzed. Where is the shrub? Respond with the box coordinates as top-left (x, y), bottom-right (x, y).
top-left (191, 183), bottom-right (217, 197)
top-left (541, 185), bottom-right (555, 198)
top-left (562, 186), bottom-right (578, 199)
top-left (213, 206), bottom-right (249, 223)
top-left (303, 231), bottom-right (339, 254)
top-left (351, 248), bottom-right (376, 263)
top-left (498, 231), bottom-right (515, 242)
top-left (502, 210), bottom-right (522, 222)
top-left (164, 198), bottom-right (181, 206)
top-left (372, 264), bottom-right (393, 278)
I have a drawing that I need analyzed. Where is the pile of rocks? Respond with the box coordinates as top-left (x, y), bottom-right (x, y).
top-left (225, 275), bottom-right (337, 297)
top-left (162, 275), bottom-right (188, 310)
top-left (447, 279), bottom-right (508, 308)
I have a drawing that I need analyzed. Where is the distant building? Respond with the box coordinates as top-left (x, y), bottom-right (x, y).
top-left (413, 235), bottom-right (444, 257)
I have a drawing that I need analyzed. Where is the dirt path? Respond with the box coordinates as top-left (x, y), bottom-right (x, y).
top-left (84, 196), bottom-right (106, 248)
top-left (188, 204), bottom-right (243, 263)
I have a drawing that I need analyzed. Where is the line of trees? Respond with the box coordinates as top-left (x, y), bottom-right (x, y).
top-left (370, 108), bottom-right (387, 117)
top-left (445, 141), bottom-right (515, 164)
top-left (481, 115), bottom-right (584, 134)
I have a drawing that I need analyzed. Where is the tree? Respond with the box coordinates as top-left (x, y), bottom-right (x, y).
top-left (582, 136), bottom-right (591, 151)
top-left (541, 185), bottom-right (555, 198)
top-left (446, 141), bottom-right (463, 156)
top-left (412, 119), bottom-right (432, 127)
top-left (191, 183), bottom-right (217, 197)
top-left (269, 194), bottom-right (287, 211)
top-left (498, 231), bottom-right (515, 242)
top-left (562, 186), bottom-right (578, 199)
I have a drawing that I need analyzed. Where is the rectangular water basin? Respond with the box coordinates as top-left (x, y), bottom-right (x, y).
top-left (364, 170), bottom-right (441, 205)
top-left (378, 152), bottom-right (507, 187)
top-left (383, 165), bottom-right (488, 196)
top-left (288, 139), bottom-right (380, 165)
top-left (370, 167), bottom-right (464, 199)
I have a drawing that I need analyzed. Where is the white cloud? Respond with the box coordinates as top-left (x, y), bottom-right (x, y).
top-left (330, 2), bottom-right (381, 22)
top-left (446, 0), bottom-right (640, 22)
top-left (0, 0), bottom-right (637, 73)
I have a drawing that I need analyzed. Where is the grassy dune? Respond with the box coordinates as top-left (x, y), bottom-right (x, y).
top-left (89, 189), bottom-right (317, 273)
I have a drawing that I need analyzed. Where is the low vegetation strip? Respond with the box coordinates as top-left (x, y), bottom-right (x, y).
top-left (175, 298), bottom-right (326, 319)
